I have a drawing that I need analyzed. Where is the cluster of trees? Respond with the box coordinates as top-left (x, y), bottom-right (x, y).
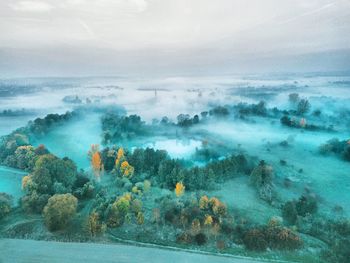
top-left (282, 194), bottom-right (318, 225)
top-left (101, 113), bottom-right (148, 144)
top-left (0, 111), bottom-right (77, 169)
top-left (175, 106), bottom-right (230, 127)
top-left (250, 160), bottom-right (275, 203)
top-left (243, 221), bottom-right (303, 251)
top-left (176, 114), bottom-right (200, 127)
top-left (0, 132), bottom-right (31, 169)
top-left (319, 138), bottom-right (350, 162)
top-left (91, 145), bottom-right (251, 191)
top-left (0, 108), bottom-right (34, 117)
top-left (28, 111), bottom-right (77, 137)
top-left (156, 194), bottom-right (228, 246)
top-left (280, 115), bottom-right (333, 131)
top-left (233, 101), bottom-right (268, 117)
top-left (86, 191), bottom-right (145, 231)
top-left (301, 218), bottom-right (350, 263)
top-left (21, 153), bottom-right (80, 212)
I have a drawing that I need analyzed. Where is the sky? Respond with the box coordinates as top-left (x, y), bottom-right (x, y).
top-left (0, 0), bottom-right (350, 77)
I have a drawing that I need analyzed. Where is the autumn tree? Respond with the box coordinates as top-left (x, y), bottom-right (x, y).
top-left (88, 144), bottom-right (100, 159)
top-left (91, 151), bottom-right (103, 181)
top-left (175, 182), bottom-right (185, 197)
top-left (210, 197), bottom-right (227, 217)
top-left (86, 211), bottom-right (106, 237)
top-left (204, 214), bottom-right (213, 226)
top-left (199, 195), bottom-right (209, 210)
top-left (120, 161), bottom-right (134, 178)
top-left (114, 148), bottom-right (134, 179)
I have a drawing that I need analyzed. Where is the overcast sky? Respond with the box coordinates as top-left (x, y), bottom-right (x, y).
top-left (1, 0), bottom-right (350, 77)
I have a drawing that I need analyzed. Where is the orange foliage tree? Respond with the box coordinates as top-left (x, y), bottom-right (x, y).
top-left (91, 151), bottom-right (103, 181)
top-left (175, 182), bottom-right (185, 197)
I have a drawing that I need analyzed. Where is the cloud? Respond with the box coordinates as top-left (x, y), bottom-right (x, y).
top-left (129, 0), bottom-right (148, 13)
top-left (10, 1), bottom-right (54, 12)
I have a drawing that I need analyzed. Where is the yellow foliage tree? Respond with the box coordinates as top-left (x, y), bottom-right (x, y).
top-left (115, 148), bottom-right (134, 179)
top-left (115, 147), bottom-right (125, 167)
top-left (199, 195), bottom-right (209, 210)
top-left (120, 161), bottom-right (134, 178)
top-left (175, 182), bottom-right (185, 197)
top-left (204, 214), bottom-right (213, 226)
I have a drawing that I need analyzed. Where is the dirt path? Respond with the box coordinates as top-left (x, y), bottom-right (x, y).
top-left (0, 238), bottom-right (269, 263)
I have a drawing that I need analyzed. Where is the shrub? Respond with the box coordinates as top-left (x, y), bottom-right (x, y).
top-left (282, 201), bottom-right (298, 225)
top-left (322, 238), bottom-right (350, 263)
top-left (265, 226), bottom-right (303, 250)
top-left (243, 228), bottom-right (268, 251)
top-left (176, 232), bottom-right (194, 244)
top-left (43, 193), bottom-right (78, 231)
top-left (295, 195), bottom-right (318, 217)
top-left (195, 233), bottom-right (208, 245)
top-left (250, 160), bottom-right (275, 202)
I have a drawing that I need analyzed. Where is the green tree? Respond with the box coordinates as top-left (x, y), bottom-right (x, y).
top-left (43, 193), bottom-right (78, 231)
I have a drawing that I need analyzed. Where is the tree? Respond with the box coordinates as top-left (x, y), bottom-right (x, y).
top-left (0, 193), bottom-right (12, 219)
top-left (297, 99), bottom-right (311, 115)
top-left (199, 195), bottom-right (209, 210)
top-left (210, 197), bottom-right (226, 217)
top-left (136, 212), bottom-right (145, 225)
top-left (288, 93), bottom-right (300, 104)
top-left (204, 215), bottom-right (213, 226)
top-left (43, 193), bottom-right (78, 231)
top-left (120, 161), bottom-right (134, 178)
top-left (175, 182), bottom-right (185, 197)
top-left (86, 211), bottom-right (106, 237)
top-left (143, 180), bottom-right (151, 193)
top-left (21, 175), bottom-right (32, 190)
top-left (191, 218), bottom-right (201, 234)
top-left (91, 151), bottom-right (103, 180)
